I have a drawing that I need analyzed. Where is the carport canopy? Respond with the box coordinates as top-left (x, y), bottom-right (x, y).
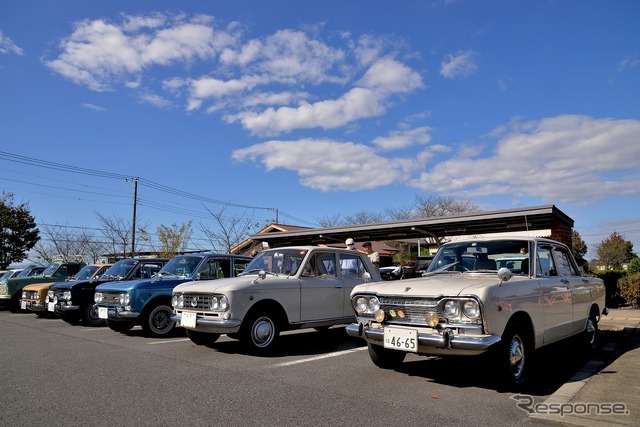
top-left (249, 205), bottom-right (573, 248)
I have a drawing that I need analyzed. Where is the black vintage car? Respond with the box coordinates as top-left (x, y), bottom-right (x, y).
top-left (47, 258), bottom-right (167, 326)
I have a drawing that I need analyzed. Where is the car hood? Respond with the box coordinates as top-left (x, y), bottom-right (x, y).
top-left (352, 273), bottom-right (511, 297)
top-left (97, 278), bottom-right (190, 292)
top-left (51, 279), bottom-right (92, 291)
top-left (174, 275), bottom-right (283, 294)
top-left (23, 282), bottom-right (57, 292)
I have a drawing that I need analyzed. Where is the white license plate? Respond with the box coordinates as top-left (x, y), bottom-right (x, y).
top-left (182, 311), bottom-right (197, 328)
top-left (21, 300), bottom-right (27, 310)
top-left (48, 302), bottom-right (55, 312)
top-left (98, 307), bottom-right (108, 319)
top-left (384, 327), bottom-right (418, 352)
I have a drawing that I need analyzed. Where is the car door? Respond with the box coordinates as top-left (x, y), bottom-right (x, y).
top-left (551, 246), bottom-right (589, 334)
top-left (300, 252), bottom-right (343, 321)
top-left (537, 244), bottom-right (573, 342)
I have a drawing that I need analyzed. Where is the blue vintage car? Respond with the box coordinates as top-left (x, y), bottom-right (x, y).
top-left (94, 253), bottom-right (251, 337)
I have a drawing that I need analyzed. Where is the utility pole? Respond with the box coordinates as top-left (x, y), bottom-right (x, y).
top-left (126, 177), bottom-right (139, 257)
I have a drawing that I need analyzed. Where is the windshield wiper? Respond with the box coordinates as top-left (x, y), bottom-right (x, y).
top-left (425, 261), bottom-right (462, 276)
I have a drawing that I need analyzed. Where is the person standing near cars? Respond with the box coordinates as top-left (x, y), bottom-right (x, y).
top-left (362, 241), bottom-right (379, 270)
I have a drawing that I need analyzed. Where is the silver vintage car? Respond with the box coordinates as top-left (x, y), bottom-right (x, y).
top-left (347, 237), bottom-right (607, 386)
top-left (172, 246), bottom-right (380, 353)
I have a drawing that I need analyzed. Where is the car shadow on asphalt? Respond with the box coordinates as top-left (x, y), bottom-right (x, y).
top-left (390, 328), bottom-right (640, 396)
top-left (194, 327), bottom-right (366, 357)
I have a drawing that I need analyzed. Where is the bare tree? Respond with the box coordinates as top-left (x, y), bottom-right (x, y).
top-left (31, 224), bottom-right (104, 263)
top-left (414, 194), bottom-right (481, 218)
top-left (315, 213), bottom-right (343, 227)
top-left (95, 212), bottom-right (137, 258)
top-left (344, 210), bottom-right (388, 225)
top-left (198, 205), bottom-right (260, 253)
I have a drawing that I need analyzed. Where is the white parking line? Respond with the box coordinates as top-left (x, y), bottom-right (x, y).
top-left (270, 347), bottom-right (367, 368)
top-left (147, 338), bottom-right (191, 345)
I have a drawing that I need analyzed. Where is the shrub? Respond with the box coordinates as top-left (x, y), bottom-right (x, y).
top-left (592, 270), bottom-right (627, 308)
top-left (628, 258), bottom-right (640, 274)
top-left (618, 272), bottom-right (640, 308)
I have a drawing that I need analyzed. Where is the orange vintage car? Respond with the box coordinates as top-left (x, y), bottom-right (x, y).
top-left (21, 263), bottom-right (111, 316)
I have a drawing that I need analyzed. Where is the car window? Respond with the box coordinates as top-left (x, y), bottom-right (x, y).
top-left (199, 259), bottom-right (230, 279)
top-left (552, 247), bottom-right (578, 277)
top-left (233, 258), bottom-right (250, 277)
top-left (536, 245), bottom-right (557, 277)
top-left (340, 253), bottom-right (367, 278)
top-left (133, 262), bottom-right (164, 279)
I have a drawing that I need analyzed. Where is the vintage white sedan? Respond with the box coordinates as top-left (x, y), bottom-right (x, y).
top-left (172, 246), bottom-right (379, 353)
top-left (346, 237), bottom-right (607, 386)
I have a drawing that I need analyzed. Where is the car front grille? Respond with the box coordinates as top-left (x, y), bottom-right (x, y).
top-left (99, 292), bottom-right (125, 304)
top-left (178, 294), bottom-right (217, 311)
top-left (24, 291), bottom-right (40, 301)
top-left (379, 297), bottom-right (440, 325)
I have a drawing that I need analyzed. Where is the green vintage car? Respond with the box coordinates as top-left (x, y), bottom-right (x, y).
top-left (0, 258), bottom-right (86, 312)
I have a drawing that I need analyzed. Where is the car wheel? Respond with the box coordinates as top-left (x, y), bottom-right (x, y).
top-left (107, 320), bottom-right (134, 333)
top-left (242, 312), bottom-right (280, 353)
top-left (583, 313), bottom-right (599, 352)
top-left (142, 304), bottom-right (175, 337)
top-left (367, 343), bottom-right (406, 369)
top-left (82, 304), bottom-right (105, 327)
top-left (186, 329), bottom-right (220, 346)
top-left (501, 323), bottom-right (533, 386)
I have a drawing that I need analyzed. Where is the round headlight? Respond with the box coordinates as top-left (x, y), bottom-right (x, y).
top-left (22, 291), bottom-right (27, 299)
top-left (45, 295), bottom-right (50, 303)
top-left (63, 291), bottom-right (72, 301)
top-left (119, 293), bottom-right (130, 305)
top-left (53, 296), bottom-right (59, 304)
top-left (463, 300), bottom-right (480, 319)
top-left (94, 292), bottom-right (102, 303)
top-left (368, 297), bottom-right (380, 312)
top-left (443, 300), bottom-right (460, 318)
top-left (354, 297), bottom-right (368, 314)
top-left (210, 296), bottom-right (219, 310)
top-left (171, 295), bottom-right (178, 307)
top-left (219, 296), bottom-right (229, 311)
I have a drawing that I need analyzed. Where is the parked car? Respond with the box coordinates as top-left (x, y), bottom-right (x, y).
top-left (14, 265), bottom-right (46, 278)
top-left (0, 269), bottom-right (23, 282)
top-left (0, 258), bottom-right (86, 311)
top-left (171, 246), bottom-right (380, 353)
top-left (411, 255), bottom-right (434, 277)
top-left (347, 237), bottom-right (607, 386)
top-left (48, 258), bottom-right (167, 326)
top-left (94, 253), bottom-right (251, 337)
top-left (21, 264), bottom-right (111, 316)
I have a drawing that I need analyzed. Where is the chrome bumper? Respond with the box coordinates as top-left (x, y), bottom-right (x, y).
top-left (171, 314), bottom-right (241, 333)
top-left (99, 306), bottom-right (140, 319)
top-left (345, 323), bottom-right (501, 354)
top-left (58, 304), bottom-right (80, 312)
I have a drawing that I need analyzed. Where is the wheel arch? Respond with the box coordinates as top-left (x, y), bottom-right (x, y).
top-left (241, 299), bottom-right (289, 331)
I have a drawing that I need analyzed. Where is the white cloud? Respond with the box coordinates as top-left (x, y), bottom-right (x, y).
top-left (0, 30), bottom-right (23, 55)
top-left (440, 50), bottom-right (479, 79)
top-left (82, 103), bottom-right (106, 112)
top-left (618, 55), bottom-right (640, 71)
top-left (45, 14), bottom-right (239, 92)
top-left (410, 115), bottom-right (640, 205)
top-left (139, 92), bottom-right (172, 108)
top-left (232, 138), bottom-right (404, 191)
top-left (372, 126), bottom-right (433, 151)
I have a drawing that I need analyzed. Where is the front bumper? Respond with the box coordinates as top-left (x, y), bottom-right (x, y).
top-left (97, 306), bottom-right (140, 319)
top-left (57, 303), bottom-right (80, 312)
top-left (22, 300), bottom-right (45, 311)
top-left (171, 312), bottom-right (241, 333)
top-left (346, 322), bottom-right (501, 356)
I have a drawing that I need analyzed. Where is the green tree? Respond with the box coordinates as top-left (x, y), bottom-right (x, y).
top-left (596, 231), bottom-right (634, 270)
top-left (0, 192), bottom-right (40, 269)
top-left (628, 258), bottom-right (640, 274)
top-left (571, 230), bottom-right (588, 268)
top-left (152, 221), bottom-right (193, 258)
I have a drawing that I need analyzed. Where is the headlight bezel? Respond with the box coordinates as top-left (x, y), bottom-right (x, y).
top-left (352, 295), bottom-right (380, 316)
top-left (440, 297), bottom-right (482, 322)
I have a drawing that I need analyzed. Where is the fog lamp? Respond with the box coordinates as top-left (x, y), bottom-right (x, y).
top-left (374, 309), bottom-right (385, 323)
top-left (426, 311), bottom-right (439, 327)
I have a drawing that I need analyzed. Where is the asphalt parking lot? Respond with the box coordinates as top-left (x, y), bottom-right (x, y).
top-left (0, 309), bottom-right (629, 427)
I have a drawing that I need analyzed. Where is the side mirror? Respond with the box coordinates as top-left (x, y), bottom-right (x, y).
top-left (363, 272), bottom-right (372, 282)
top-left (497, 267), bottom-right (513, 284)
top-left (156, 273), bottom-right (163, 282)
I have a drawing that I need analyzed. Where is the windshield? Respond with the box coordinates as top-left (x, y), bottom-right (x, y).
top-left (242, 249), bottom-right (308, 276)
top-left (0, 271), bottom-right (18, 280)
top-left (159, 256), bottom-right (202, 278)
top-left (101, 259), bottom-right (138, 280)
top-left (18, 267), bottom-right (43, 277)
top-left (41, 263), bottom-right (61, 276)
top-left (71, 265), bottom-right (100, 281)
top-left (427, 240), bottom-right (531, 274)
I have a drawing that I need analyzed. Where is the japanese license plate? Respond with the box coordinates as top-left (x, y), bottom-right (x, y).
top-left (48, 302), bottom-right (55, 312)
top-left (21, 300), bottom-right (27, 310)
top-left (384, 327), bottom-right (418, 352)
top-left (182, 311), bottom-right (197, 328)
top-left (98, 307), bottom-right (108, 319)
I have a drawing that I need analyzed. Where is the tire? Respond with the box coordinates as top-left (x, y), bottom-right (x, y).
top-left (107, 320), bottom-right (134, 333)
top-left (500, 323), bottom-right (533, 387)
top-left (583, 313), bottom-right (599, 352)
top-left (241, 312), bottom-right (280, 353)
top-left (367, 343), bottom-right (406, 369)
top-left (141, 304), bottom-right (175, 337)
top-left (186, 329), bottom-right (220, 346)
top-left (82, 304), bottom-right (105, 327)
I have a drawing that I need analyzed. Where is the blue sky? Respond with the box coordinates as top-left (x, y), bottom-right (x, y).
top-left (1, 0), bottom-right (639, 259)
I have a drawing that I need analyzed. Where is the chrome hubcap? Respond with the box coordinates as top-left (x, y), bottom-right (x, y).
top-left (252, 317), bottom-right (274, 347)
top-left (509, 335), bottom-right (525, 378)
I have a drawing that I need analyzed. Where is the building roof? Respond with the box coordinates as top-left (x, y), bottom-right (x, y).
top-left (248, 205), bottom-right (573, 248)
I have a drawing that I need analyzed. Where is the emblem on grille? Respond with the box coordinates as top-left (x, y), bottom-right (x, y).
top-left (190, 296), bottom-right (198, 307)
top-left (404, 287), bottom-right (411, 292)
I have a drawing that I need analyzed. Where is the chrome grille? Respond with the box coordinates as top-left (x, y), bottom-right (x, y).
top-left (379, 297), bottom-right (440, 325)
top-left (24, 291), bottom-right (40, 300)
top-left (100, 292), bottom-right (125, 304)
top-left (178, 293), bottom-right (216, 311)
